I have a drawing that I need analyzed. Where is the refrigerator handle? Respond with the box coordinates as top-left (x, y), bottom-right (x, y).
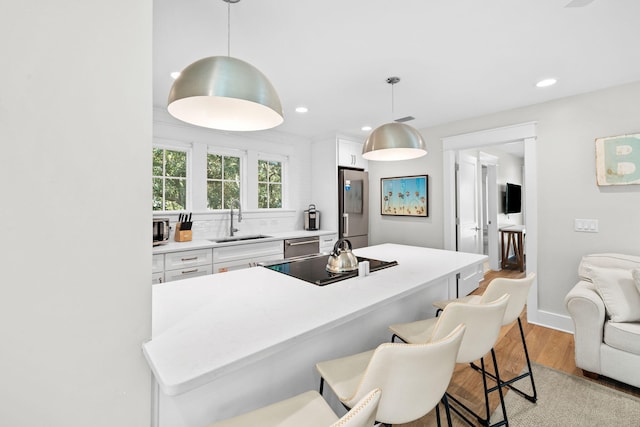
top-left (343, 213), bottom-right (349, 236)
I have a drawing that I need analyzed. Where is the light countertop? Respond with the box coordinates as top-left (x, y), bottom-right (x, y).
top-left (153, 230), bottom-right (337, 254)
top-left (142, 243), bottom-right (487, 396)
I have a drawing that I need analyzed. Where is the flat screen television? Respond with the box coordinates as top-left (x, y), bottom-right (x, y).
top-left (504, 183), bottom-right (522, 214)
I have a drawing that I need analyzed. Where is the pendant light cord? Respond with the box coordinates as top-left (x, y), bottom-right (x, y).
top-left (391, 82), bottom-right (395, 121)
top-left (387, 76), bottom-right (400, 122)
top-left (227, 1), bottom-right (231, 56)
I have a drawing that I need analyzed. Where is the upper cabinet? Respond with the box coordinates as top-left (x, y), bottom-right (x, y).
top-left (337, 138), bottom-right (368, 170)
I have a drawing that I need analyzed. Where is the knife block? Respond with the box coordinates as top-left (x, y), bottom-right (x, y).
top-left (174, 223), bottom-right (192, 242)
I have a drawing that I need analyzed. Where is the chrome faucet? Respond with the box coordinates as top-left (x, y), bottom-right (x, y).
top-left (230, 200), bottom-right (242, 236)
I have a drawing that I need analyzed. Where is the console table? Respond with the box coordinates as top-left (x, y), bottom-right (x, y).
top-left (500, 225), bottom-right (526, 271)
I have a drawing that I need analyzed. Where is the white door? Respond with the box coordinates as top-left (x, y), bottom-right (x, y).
top-left (456, 154), bottom-right (484, 296)
top-left (457, 154), bottom-right (481, 253)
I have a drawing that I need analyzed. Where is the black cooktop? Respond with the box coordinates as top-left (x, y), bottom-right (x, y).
top-left (263, 254), bottom-right (398, 286)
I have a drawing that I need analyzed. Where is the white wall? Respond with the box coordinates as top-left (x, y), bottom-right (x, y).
top-left (370, 80), bottom-right (640, 320)
top-left (153, 108), bottom-right (313, 237)
top-left (368, 139), bottom-right (443, 247)
top-left (1, 2), bottom-right (152, 426)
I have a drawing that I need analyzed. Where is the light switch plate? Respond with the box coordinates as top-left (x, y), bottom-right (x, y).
top-left (574, 218), bottom-right (599, 233)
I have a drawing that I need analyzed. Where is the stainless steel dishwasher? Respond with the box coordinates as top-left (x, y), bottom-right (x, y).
top-left (284, 236), bottom-right (320, 258)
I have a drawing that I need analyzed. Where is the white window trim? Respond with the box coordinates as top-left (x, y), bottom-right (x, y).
top-left (205, 146), bottom-right (248, 211)
top-left (152, 138), bottom-right (193, 213)
top-left (256, 152), bottom-right (289, 210)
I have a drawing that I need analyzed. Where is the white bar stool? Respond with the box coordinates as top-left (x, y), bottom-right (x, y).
top-left (433, 273), bottom-right (537, 403)
top-left (206, 388), bottom-right (381, 427)
top-left (316, 324), bottom-right (466, 427)
top-left (389, 294), bottom-right (511, 427)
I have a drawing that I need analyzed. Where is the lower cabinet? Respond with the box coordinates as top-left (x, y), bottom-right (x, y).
top-left (163, 249), bottom-right (214, 283)
top-left (213, 240), bottom-right (283, 274)
top-left (153, 236), bottom-right (337, 282)
top-left (152, 254), bottom-right (165, 284)
top-left (164, 264), bottom-right (213, 282)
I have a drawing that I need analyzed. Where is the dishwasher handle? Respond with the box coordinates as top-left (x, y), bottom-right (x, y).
top-left (286, 239), bottom-right (319, 246)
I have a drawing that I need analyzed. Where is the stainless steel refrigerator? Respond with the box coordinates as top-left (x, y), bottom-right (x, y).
top-left (338, 168), bottom-right (369, 249)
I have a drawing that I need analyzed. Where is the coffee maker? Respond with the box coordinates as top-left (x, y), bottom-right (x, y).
top-left (304, 204), bottom-right (320, 230)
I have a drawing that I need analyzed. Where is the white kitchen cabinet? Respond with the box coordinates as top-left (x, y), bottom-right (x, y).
top-left (164, 249), bottom-right (213, 283)
top-left (165, 249), bottom-right (213, 270)
top-left (164, 265), bottom-right (213, 282)
top-left (338, 138), bottom-right (368, 169)
top-left (319, 233), bottom-right (338, 253)
top-left (212, 240), bottom-right (283, 274)
top-left (213, 254), bottom-right (284, 273)
top-left (152, 254), bottom-right (165, 284)
top-left (152, 272), bottom-right (164, 285)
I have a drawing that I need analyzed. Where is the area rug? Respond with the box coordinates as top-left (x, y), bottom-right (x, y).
top-left (489, 363), bottom-right (640, 426)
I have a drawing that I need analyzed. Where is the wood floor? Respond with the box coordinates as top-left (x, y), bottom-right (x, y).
top-left (399, 269), bottom-right (640, 427)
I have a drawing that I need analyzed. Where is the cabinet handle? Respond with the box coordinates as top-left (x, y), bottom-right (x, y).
top-left (181, 268), bottom-right (199, 274)
top-left (287, 240), bottom-right (319, 246)
top-left (181, 256), bottom-right (198, 261)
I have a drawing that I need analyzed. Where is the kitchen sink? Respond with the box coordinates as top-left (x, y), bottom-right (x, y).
top-left (211, 235), bottom-right (271, 243)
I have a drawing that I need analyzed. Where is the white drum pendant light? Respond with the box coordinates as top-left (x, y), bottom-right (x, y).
top-left (167, 0), bottom-right (283, 131)
top-left (362, 77), bottom-right (427, 161)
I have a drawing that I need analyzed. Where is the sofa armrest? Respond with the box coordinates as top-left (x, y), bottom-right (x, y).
top-left (564, 281), bottom-right (606, 374)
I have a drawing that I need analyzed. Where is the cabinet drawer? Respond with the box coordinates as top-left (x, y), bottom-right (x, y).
top-left (165, 249), bottom-right (213, 270)
top-left (213, 240), bottom-right (283, 263)
top-left (152, 254), bottom-right (164, 273)
top-left (164, 265), bottom-right (213, 282)
top-left (214, 254), bottom-right (284, 274)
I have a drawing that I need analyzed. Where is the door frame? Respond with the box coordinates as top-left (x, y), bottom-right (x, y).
top-left (442, 122), bottom-right (539, 322)
top-left (480, 156), bottom-right (500, 271)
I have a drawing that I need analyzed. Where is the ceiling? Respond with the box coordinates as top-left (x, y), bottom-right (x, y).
top-left (153, 0), bottom-right (640, 141)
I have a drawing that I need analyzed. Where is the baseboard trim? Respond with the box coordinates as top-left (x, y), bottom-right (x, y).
top-left (529, 309), bottom-right (574, 334)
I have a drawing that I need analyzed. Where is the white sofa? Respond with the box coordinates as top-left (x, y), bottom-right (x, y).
top-left (565, 253), bottom-right (640, 388)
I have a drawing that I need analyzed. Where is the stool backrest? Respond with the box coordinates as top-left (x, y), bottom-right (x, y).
top-left (344, 324), bottom-right (465, 425)
top-left (480, 273), bottom-right (535, 325)
top-left (331, 388), bottom-right (381, 427)
top-left (430, 294), bottom-right (509, 364)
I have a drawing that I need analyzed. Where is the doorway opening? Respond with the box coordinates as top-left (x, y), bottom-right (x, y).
top-left (442, 122), bottom-right (539, 323)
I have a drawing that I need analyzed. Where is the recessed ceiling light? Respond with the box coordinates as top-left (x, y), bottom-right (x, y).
top-left (361, 125), bottom-right (372, 131)
top-left (295, 106), bottom-right (308, 113)
top-left (536, 78), bottom-right (557, 88)
top-left (170, 71), bottom-right (181, 80)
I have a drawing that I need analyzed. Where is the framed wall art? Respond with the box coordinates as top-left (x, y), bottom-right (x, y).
top-left (381, 175), bottom-right (428, 217)
top-left (596, 133), bottom-right (640, 186)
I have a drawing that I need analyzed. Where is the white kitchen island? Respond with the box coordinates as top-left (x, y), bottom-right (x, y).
top-left (143, 243), bottom-right (486, 427)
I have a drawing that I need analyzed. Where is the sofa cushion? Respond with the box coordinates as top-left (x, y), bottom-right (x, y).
top-left (604, 321), bottom-right (640, 356)
top-left (579, 253), bottom-right (640, 282)
top-left (587, 266), bottom-right (640, 322)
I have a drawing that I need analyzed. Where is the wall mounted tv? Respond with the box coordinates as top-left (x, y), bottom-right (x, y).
top-left (504, 182), bottom-right (522, 214)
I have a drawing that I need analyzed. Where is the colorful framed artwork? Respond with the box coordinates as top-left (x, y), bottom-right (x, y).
top-left (381, 175), bottom-right (428, 217)
top-left (596, 133), bottom-right (640, 186)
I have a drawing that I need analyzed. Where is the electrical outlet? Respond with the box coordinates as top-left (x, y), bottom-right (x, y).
top-left (574, 219), bottom-right (599, 233)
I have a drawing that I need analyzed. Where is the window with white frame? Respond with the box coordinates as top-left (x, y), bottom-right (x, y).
top-left (258, 158), bottom-right (283, 209)
top-left (207, 152), bottom-right (241, 209)
top-left (152, 147), bottom-right (188, 211)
